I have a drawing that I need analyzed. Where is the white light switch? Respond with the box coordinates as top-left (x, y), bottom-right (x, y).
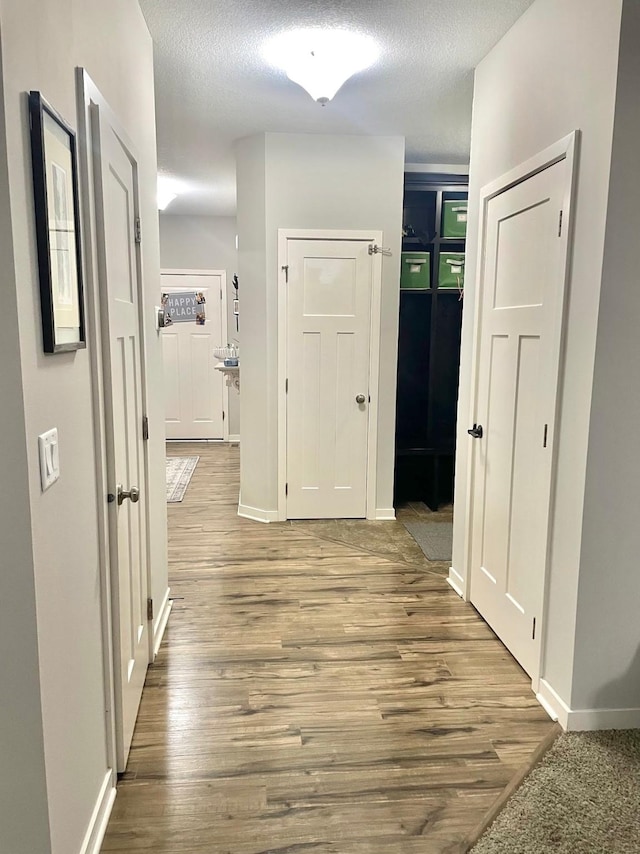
top-left (38, 428), bottom-right (60, 491)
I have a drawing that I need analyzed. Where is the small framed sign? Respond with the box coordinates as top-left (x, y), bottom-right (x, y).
top-left (29, 91), bottom-right (86, 353)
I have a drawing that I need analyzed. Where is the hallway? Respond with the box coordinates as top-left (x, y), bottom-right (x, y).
top-left (102, 443), bottom-right (555, 853)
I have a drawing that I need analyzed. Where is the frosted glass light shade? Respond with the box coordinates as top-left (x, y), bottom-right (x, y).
top-left (157, 175), bottom-right (183, 211)
top-left (265, 29), bottom-right (379, 104)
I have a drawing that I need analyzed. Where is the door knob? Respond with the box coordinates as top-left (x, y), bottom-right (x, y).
top-left (468, 424), bottom-right (483, 439)
top-left (355, 394), bottom-right (366, 404)
top-left (117, 484), bottom-right (140, 505)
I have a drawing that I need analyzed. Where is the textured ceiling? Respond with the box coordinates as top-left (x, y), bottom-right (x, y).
top-left (140, 0), bottom-right (535, 216)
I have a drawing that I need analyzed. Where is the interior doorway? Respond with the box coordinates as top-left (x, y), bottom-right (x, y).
top-left (160, 269), bottom-right (228, 441)
top-left (278, 229), bottom-right (383, 521)
top-left (80, 71), bottom-right (154, 774)
top-left (466, 134), bottom-right (577, 683)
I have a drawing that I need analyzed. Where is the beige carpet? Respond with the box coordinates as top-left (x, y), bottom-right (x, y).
top-left (471, 730), bottom-right (640, 854)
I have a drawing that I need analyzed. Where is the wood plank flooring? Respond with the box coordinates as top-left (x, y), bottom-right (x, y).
top-left (101, 443), bottom-right (554, 853)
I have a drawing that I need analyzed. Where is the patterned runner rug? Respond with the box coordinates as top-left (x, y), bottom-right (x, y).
top-left (166, 456), bottom-right (199, 503)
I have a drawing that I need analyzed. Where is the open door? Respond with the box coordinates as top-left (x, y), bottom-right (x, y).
top-left (91, 105), bottom-right (150, 771)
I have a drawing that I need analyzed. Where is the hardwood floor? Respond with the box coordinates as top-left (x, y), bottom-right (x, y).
top-left (101, 443), bottom-right (554, 853)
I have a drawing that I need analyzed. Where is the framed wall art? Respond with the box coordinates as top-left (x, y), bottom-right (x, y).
top-left (29, 91), bottom-right (86, 353)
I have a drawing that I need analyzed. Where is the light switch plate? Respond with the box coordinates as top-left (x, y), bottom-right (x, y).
top-left (38, 428), bottom-right (60, 491)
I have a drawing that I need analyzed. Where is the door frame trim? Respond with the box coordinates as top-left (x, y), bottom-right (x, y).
top-left (76, 68), bottom-right (154, 775)
top-left (462, 130), bottom-right (580, 689)
top-left (277, 228), bottom-right (384, 521)
top-left (160, 268), bottom-right (230, 441)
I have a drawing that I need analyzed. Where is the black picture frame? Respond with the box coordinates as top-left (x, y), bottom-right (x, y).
top-left (29, 91), bottom-right (86, 353)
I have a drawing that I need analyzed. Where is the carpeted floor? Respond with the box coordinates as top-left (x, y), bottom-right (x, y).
top-left (470, 730), bottom-right (640, 854)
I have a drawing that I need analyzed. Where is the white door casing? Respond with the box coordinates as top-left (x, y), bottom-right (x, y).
top-left (467, 133), bottom-right (578, 685)
top-left (279, 231), bottom-right (383, 520)
top-left (92, 106), bottom-right (150, 771)
top-left (161, 270), bottom-right (227, 441)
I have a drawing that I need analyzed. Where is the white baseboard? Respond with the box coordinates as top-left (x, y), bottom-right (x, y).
top-left (152, 586), bottom-right (172, 659)
top-left (238, 503), bottom-right (280, 523)
top-left (565, 706), bottom-right (640, 731)
top-left (374, 508), bottom-right (396, 521)
top-left (227, 434), bottom-right (240, 443)
top-left (536, 678), bottom-right (640, 730)
top-left (536, 679), bottom-right (565, 724)
top-left (79, 770), bottom-right (116, 854)
top-left (447, 566), bottom-right (465, 598)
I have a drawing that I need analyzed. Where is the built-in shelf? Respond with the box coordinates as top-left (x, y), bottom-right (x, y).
top-left (214, 362), bottom-right (240, 391)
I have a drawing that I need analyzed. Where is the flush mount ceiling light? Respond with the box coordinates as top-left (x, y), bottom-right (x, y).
top-left (157, 175), bottom-right (183, 211)
top-left (264, 29), bottom-right (379, 105)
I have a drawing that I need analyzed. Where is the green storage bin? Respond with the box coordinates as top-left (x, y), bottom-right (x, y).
top-left (439, 252), bottom-right (465, 290)
top-left (442, 200), bottom-right (468, 238)
top-left (401, 252), bottom-right (431, 290)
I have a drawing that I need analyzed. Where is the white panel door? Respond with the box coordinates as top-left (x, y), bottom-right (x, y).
top-left (160, 272), bottom-right (225, 440)
top-left (286, 239), bottom-right (372, 519)
top-left (470, 159), bottom-right (568, 679)
top-left (93, 110), bottom-right (149, 770)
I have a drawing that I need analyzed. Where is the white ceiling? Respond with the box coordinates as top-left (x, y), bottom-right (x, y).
top-left (139, 0), bottom-right (534, 217)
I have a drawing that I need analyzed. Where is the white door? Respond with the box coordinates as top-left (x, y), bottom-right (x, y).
top-left (161, 272), bottom-right (226, 440)
top-left (93, 109), bottom-right (149, 770)
top-left (286, 238), bottom-right (373, 519)
top-left (470, 158), bottom-right (569, 679)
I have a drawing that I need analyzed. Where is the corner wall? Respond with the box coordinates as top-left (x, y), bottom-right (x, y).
top-left (236, 132), bottom-right (405, 518)
top-left (236, 134), bottom-right (268, 513)
top-left (159, 213), bottom-right (240, 435)
top-left (452, 0), bottom-right (623, 707)
top-left (0, 0), bottom-right (166, 850)
top-left (571, 0), bottom-right (640, 717)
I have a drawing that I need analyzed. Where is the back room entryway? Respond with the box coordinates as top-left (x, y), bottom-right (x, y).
top-left (161, 269), bottom-right (228, 440)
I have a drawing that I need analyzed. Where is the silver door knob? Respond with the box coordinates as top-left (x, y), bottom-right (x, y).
top-left (117, 485), bottom-right (140, 505)
top-left (355, 394), bottom-right (366, 404)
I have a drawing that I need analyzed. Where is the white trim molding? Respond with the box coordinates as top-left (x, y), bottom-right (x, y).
top-left (374, 508), bottom-right (396, 521)
top-left (227, 433), bottom-right (240, 443)
top-left (536, 679), bottom-right (640, 731)
top-left (152, 586), bottom-right (172, 659)
top-left (536, 678), bottom-right (566, 724)
top-left (447, 567), bottom-right (465, 599)
top-left (277, 228), bottom-right (384, 523)
top-left (565, 707), bottom-right (640, 731)
top-left (238, 503), bottom-right (280, 524)
top-left (78, 770), bottom-right (116, 854)
top-left (405, 163), bottom-right (470, 175)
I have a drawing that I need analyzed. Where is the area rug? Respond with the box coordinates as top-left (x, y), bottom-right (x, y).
top-left (166, 456), bottom-right (199, 503)
top-left (469, 730), bottom-right (640, 854)
top-left (401, 520), bottom-right (453, 561)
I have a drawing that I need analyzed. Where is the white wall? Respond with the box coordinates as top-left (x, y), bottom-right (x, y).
top-left (0, 0), bottom-right (166, 850)
top-left (452, 0), bottom-right (623, 711)
top-left (159, 213), bottom-right (240, 435)
top-left (571, 0), bottom-right (640, 714)
top-left (0, 21), bottom-right (51, 851)
top-left (236, 134), bottom-right (268, 512)
top-left (236, 132), bottom-right (405, 517)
